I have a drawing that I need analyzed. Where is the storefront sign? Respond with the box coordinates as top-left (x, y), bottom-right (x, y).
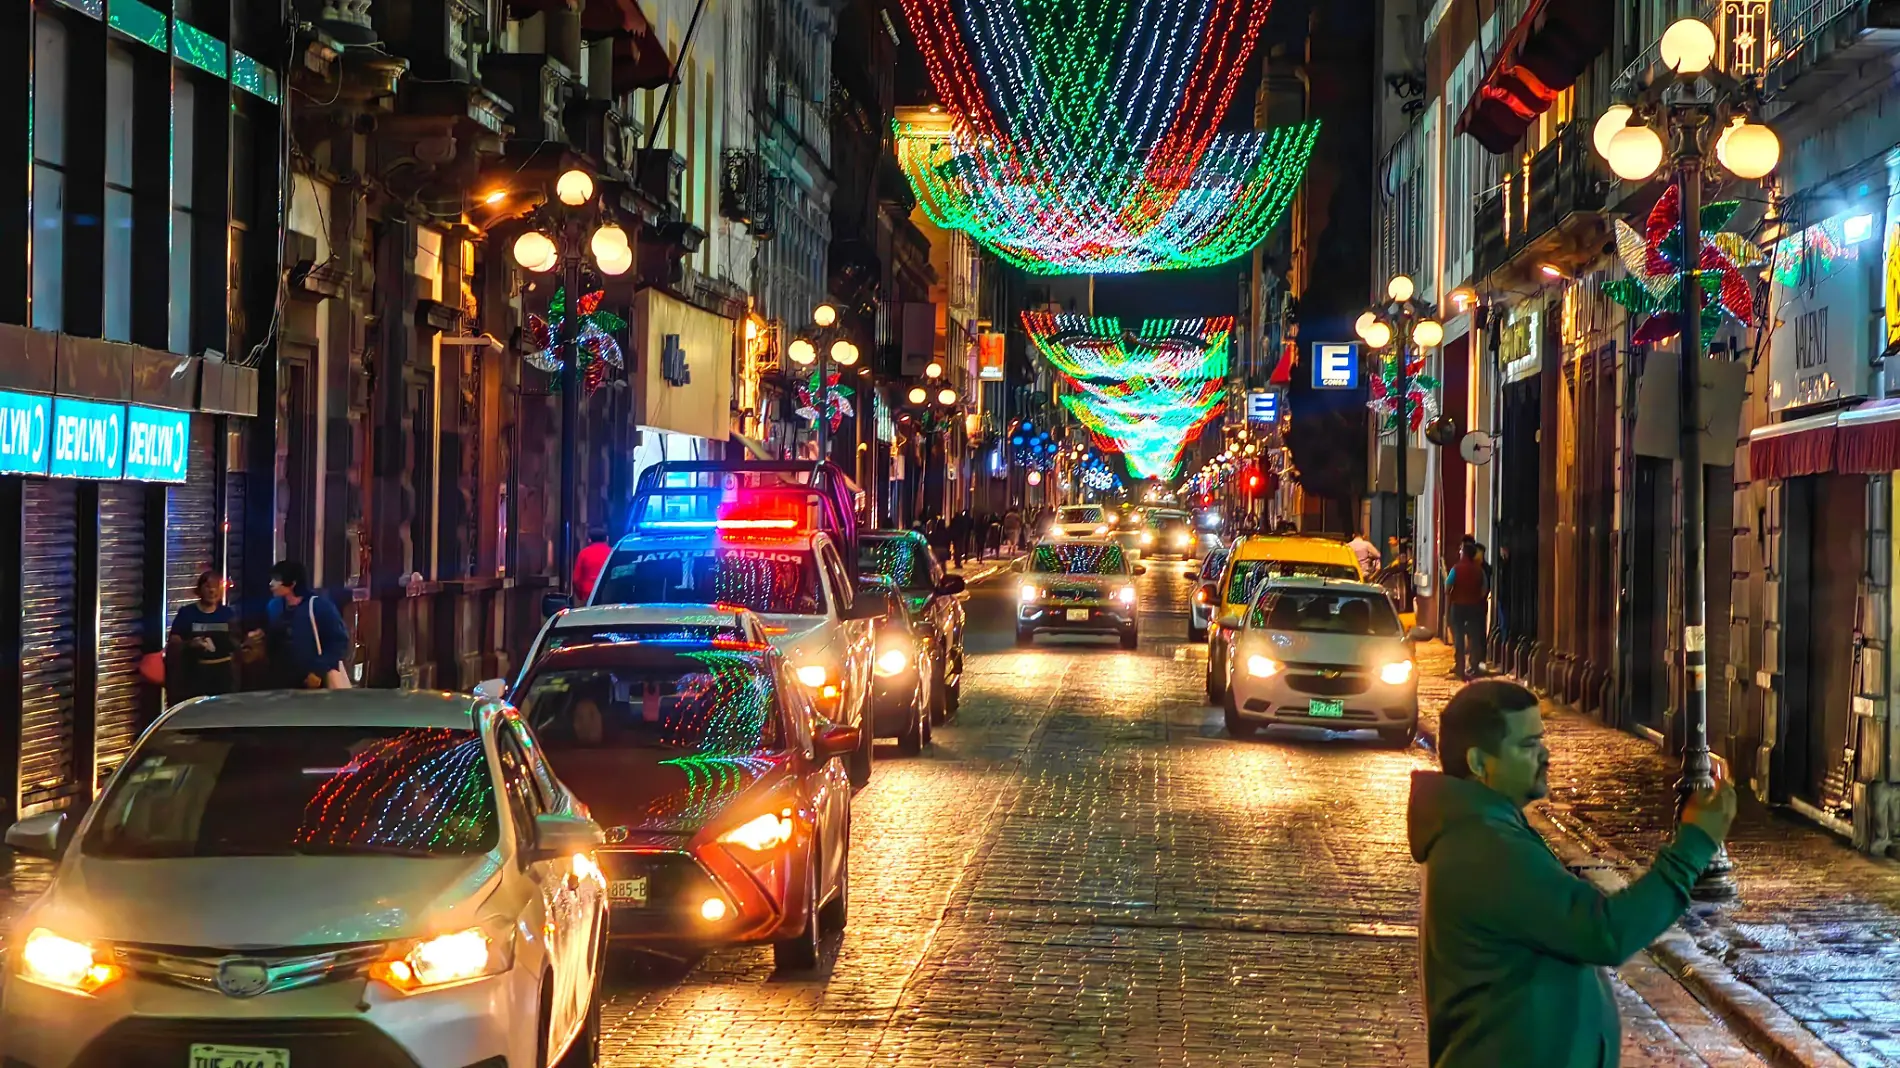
top-left (1246, 390), bottom-right (1280, 423)
top-left (1769, 222), bottom-right (1873, 411)
top-left (124, 405), bottom-right (191, 482)
top-left (1499, 308), bottom-right (1540, 383)
top-left (1310, 342), bottom-right (1360, 389)
top-left (634, 290), bottom-right (734, 441)
top-left (50, 397), bottom-right (125, 479)
top-left (978, 331), bottom-right (1005, 379)
top-left (1885, 206), bottom-right (1900, 351)
top-left (0, 391), bottom-right (50, 476)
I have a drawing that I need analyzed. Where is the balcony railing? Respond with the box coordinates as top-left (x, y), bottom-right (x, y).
top-left (1774, 0), bottom-right (1864, 58)
top-left (1472, 120), bottom-right (1606, 283)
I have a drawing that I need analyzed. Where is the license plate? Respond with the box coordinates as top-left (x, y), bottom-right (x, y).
top-left (189, 1044), bottom-right (288, 1068)
top-left (1066, 609), bottom-right (1090, 621)
top-left (609, 876), bottom-right (649, 906)
top-left (1308, 699), bottom-right (1346, 718)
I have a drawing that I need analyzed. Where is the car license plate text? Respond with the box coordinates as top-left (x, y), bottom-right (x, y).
top-left (609, 876), bottom-right (649, 906)
top-left (189, 1043), bottom-right (288, 1068)
top-left (1308, 699), bottom-right (1345, 718)
top-left (1066, 609), bottom-right (1090, 621)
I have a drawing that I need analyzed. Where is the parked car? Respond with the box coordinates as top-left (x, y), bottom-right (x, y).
top-left (1016, 539), bottom-right (1145, 648)
top-left (1187, 545), bottom-right (1230, 642)
top-left (857, 575), bottom-right (936, 755)
top-left (858, 529), bottom-right (968, 719)
top-left (1, 690), bottom-right (610, 1068)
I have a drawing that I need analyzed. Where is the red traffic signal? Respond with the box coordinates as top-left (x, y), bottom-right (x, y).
top-left (1243, 465), bottom-right (1264, 494)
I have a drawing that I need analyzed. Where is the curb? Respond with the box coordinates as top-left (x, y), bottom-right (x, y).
top-left (1527, 808), bottom-right (1851, 1068)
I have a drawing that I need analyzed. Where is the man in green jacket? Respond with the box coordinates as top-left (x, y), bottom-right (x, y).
top-left (1408, 680), bottom-right (1736, 1067)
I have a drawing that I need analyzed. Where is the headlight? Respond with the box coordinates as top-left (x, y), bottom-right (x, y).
top-left (1379, 659), bottom-right (1415, 685)
top-left (875, 646), bottom-right (911, 676)
top-left (1019, 584), bottom-right (1041, 602)
top-left (1246, 655), bottom-right (1283, 678)
top-left (1173, 533), bottom-right (1191, 547)
top-left (18, 928), bottom-right (123, 995)
top-left (719, 810), bottom-right (795, 852)
top-left (1116, 586), bottom-right (1136, 604)
top-left (1093, 525), bottom-right (1109, 535)
top-left (370, 926), bottom-right (511, 994)
top-left (1140, 532), bottom-right (1154, 545)
top-left (795, 664), bottom-right (830, 688)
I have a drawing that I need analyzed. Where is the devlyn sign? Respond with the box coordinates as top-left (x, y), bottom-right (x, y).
top-left (0, 390), bottom-right (190, 482)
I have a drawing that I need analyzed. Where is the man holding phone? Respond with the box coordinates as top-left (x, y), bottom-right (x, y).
top-left (1408, 680), bottom-right (1738, 1067)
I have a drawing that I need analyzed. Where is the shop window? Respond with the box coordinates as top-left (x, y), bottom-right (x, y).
top-left (104, 42), bottom-right (136, 342)
top-left (170, 76), bottom-right (197, 355)
top-left (32, 16), bottom-right (69, 333)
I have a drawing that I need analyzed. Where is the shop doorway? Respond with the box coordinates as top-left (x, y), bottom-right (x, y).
top-left (1780, 474), bottom-right (1863, 810)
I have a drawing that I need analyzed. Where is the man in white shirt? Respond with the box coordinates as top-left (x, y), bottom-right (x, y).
top-left (1348, 530), bottom-right (1381, 579)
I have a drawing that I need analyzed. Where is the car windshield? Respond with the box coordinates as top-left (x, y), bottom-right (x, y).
top-left (594, 546), bottom-right (825, 616)
top-left (83, 726), bottom-right (499, 859)
top-left (1226, 559), bottom-right (1359, 602)
top-left (1248, 589), bottom-right (1402, 637)
top-left (518, 653), bottom-right (782, 756)
top-left (1031, 543), bottom-right (1129, 575)
top-left (860, 536), bottom-right (933, 591)
top-left (546, 623), bottom-right (749, 651)
top-left (1056, 506), bottom-right (1104, 525)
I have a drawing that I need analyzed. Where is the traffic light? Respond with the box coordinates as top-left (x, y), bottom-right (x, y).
top-left (1243, 465), bottom-right (1263, 495)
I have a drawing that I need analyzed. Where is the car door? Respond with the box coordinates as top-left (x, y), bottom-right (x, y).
top-left (495, 725), bottom-right (584, 1049)
top-left (781, 661), bottom-right (848, 899)
top-left (922, 544), bottom-right (962, 670)
top-left (820, 540), bottom-right (872, 725)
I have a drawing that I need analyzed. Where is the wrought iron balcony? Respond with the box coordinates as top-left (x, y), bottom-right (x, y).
top-left (1766, 0), bottom-right (1900, 101)
top-left (1472, 120), bottom-right (1609, 288)
top-left (482, 53), bottom-right (576, 145)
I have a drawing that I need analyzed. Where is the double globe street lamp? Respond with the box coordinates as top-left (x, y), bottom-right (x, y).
top-left (787, 302), bottom-right (861, 463)
top-left (905, 363), bottom-right (961, 521)
top-left (510, 168), bottom-right (633, 594)
top-left (1592, 16), bottom-right (1779, 901)
top-left (1354, 273), bottom-right (1442, 590)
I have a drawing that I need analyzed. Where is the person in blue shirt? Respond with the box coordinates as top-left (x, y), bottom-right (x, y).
top-left (264, 560), bottom-right (350, 689)
top-left (166, 571), bottom-right (240, 702)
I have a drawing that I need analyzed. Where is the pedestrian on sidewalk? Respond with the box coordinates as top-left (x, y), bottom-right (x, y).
top-left (1408, 680), bottom-right (1736, 1068)
top-left (949, 509), bottom-right (972, 568)
top-left (1444, 542), bottom-right (1490, 680)
top-left (985, 513), bottom-right (1002, 558)
top-left (1347, 528), bottom-right (1381, 579)
top-left (572, 525), bottom-right (612, 603)
top-left (263, 560), bottom-right (352, 690)
top-left (165, 571), bottom-right (240, 703)
top-left (1002, 508), bottom-right (1023, 554)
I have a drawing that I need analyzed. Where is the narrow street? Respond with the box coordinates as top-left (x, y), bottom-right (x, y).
top-left (585, 562), bottom-right (1756, 1067)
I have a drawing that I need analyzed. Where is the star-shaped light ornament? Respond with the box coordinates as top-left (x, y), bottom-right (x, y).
top-left (1367, 353), bottom-right (1440, 434)
top-left (1602, 185), bottom-right (1764, 345)
top-left (794, 370), bottom-right (855, 432)
top-left (524, 286), bottom-right (627, 395)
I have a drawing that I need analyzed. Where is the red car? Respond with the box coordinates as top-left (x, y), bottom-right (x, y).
top-left (511, 639), bottom-right (857, 971)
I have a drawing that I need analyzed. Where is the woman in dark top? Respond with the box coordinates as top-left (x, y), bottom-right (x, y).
top-left (167, 571), bottom-right (240, 702)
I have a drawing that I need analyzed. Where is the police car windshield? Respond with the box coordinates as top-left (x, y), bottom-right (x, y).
top-left (595, 546), bottom-right (826, 616)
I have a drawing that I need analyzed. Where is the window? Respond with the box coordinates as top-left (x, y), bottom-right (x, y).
top-left (819, 543), bottom-right (853, 610)
top-left (1246, 588), bottom-right (1403, 638)
top-left (518, 657), bottom-right (784, 756)
top-left (104, 43), bottom-right (136, 342)
top-left (493, 727), bottom-right (545, 848)
top-left (32, 17), bottom-right (68, 332)
top-left (170, 76), bottom-right (197, 355)
top-left (1030, 543), bottom-right (1129, 576)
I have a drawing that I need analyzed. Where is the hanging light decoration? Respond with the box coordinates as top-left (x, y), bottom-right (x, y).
top-left (524, 286), bottom-right (625, 395)
top-left (893, 0), bottom-right (1318, 274)
top-left (1600, 184), bottom-right (1764, 343)
top-left (794, 369), bottom-right (855, 432)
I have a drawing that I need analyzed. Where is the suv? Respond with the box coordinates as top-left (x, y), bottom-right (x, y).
top-left (1047, 504), bottom-right (1113, 541)
top-left (859, 529), bottom-right (968, 719)
top-left (1016, 539), bottom-right (1146, 648)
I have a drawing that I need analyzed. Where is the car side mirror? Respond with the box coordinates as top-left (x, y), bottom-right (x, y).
top-left (844, 599), bottom-right (887, 622)
top-left (1408, 625), bottom-right (1433, 643)
top-left (474, 678), bottom-right (507, 700)
top-left (1132, 565), bottom-right (1147, 576)
top-left (5, 811), bottom-right (70, 861)
top-left (1184, 570), bottom-right (1199, 581)
top-left (541, 593), bottom-right (573, 619)
top-left (935, 575), bottom-right (966, 597)
top-left (815, 723), bottom-right (862, 762)
top-left (1199, 583), bottom-right (1220, 604)
top-left (528, 812), bottom-right (604, 863)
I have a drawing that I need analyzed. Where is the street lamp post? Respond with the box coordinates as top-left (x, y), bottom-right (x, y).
top-left (1593, 16), bottom-right (1778, 901)
top-left (788, 302), bottom-right (860, 466)
top-left (905, 382), bottom-right (961, 523)
top-left (1356, 276), bottom-right (1442, 591)
top-left (510, 168), bottom-right (633, 593)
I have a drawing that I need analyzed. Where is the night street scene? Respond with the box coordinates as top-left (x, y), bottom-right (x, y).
top-left (4, 0), bottom-right (1900, 1065)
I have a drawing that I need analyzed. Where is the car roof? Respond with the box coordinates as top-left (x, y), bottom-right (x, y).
top-left (1231, 535), bottom-right (1360, 564)
top-left (526, 639), bottom-right (775, 674)
top-left (1257, 575), bottom-right (1391, 596)
top-left (1034, 536), bottom-right (1115, 547)
top-left (610, 528), bottom-right (828, 553)
top-left (159, 690), bottom-right (487, 732)
top-left (551, 603), bottom-right (758, 627)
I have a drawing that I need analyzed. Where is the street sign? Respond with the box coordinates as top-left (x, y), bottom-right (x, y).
top-left (1246, 390), bottom-right (1280, 423)
top-left (50, 397), bottom-right (125, 480)
top-left (1311, 342), bottom-right (1360, 389)
top-left (0, 390), bottom-right (50, 476)
top-left (124, 406), bottom-right (191, 483)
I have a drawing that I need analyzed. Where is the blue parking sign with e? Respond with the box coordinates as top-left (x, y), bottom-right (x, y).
top-left (1311, 342), bottom-right (1361, 389)
top-left (0, 391), bottom-right (51, 476)
top-left (50, 397), bottom-right (126, 480)
top-left (1246, 391), bottom-right (1279, 423)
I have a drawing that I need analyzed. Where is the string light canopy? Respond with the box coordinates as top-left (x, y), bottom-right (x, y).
top-left (1025, 312), bottom-right (1230, 479)
top-left (894, 0), bottom-right (1318, 274)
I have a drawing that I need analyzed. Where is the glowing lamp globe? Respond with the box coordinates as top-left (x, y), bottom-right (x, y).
top-left (1659, 18), bottom-right (1717, 75)
top-left (511, 231), bottom-right (558, 273)
top-left (1387, 275), bottom-right (1415, 302)
top-left (812, 303), bottom-right (838, 328)
top-left (925, 360), bottom-right (944, 379)
top-left (937, 388), bottom-right (958, 406)
top-left (830, 340), bottom-right (859, 365)
top-left (1027, 470), bottom-right (1042, 486)
top-left (1354, 311), bottom-right (1379, 341)
top-left (556, 169), bottom-right (595, 207)
top-left (1412, 319), bottom-right (1444, 348)
top-left (589, 224), bottom-right (630, 261)
top-left (1716, 118), bottom-right (1780, 179)
top-left (1362, 321), bottom-right (1393, 349)
top-left (595, 244), bottom-right (633, 276)
top-left (1606, 125), bottom-right (1665, 181)
top-left (788, 339), bottom-right (817, 366)
top-left (1593, 105), bottom-right (1634, 159)
top-left (907, 387), bottom-right (927, 405)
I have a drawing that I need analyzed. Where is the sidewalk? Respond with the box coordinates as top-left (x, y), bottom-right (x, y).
top-left (1416, 642), bottom-right (1900, 1068)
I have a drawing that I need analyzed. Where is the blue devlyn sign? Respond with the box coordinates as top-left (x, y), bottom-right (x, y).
top-left (0, 391), bottom-right (192, 482)
top-left (0, 391), bottom-right (51, 476)
top-left (124, 405), bottom-right (191, 482)
top-left (51, 397), bottom-right (127, 479)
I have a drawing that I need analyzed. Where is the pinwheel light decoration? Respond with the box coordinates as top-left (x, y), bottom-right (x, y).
top-left (793, 370), bottom-right (854, 432)
top-left (1601, 185), bottom-right (1764, 345)
top-left (894, 0), bottom-right (1318, 274)
top-left (1368, 352), bottom-right (1441, 434)
top-left (524, 286), bottom-right (626, 396)
top-left (1026, 313), bottom-right (1229, 480)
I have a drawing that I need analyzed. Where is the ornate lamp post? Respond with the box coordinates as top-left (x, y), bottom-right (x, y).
top-left (904, 383), bottom-right (961, 522)
top-left (1355, 274), bottom-right (1443, 589)
top-left (1593, 16), bottom-right (1778, 901)
top-left (510, 168), bottom-right (633, 593)
top-left (787, 302), bottom-right (860, 464)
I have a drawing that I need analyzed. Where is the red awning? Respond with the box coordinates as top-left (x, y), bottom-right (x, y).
top-left (1456, 0), bottom-right (1611, 155)
top-left (582, 0), bottom-right (652, 38)
top-left (612, 31), bottom-right (673, 94)
top-left (1746, 400), bottom-right (1900, 479)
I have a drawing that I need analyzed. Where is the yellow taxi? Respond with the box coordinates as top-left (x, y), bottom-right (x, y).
top-left (1199, 535), bottom-right (1366, 703)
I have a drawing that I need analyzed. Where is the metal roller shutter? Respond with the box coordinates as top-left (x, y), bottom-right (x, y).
top-left (20, 479), bottom-right (79, 812)
top-left (224, 472), bottom-right (245, 611)
top-left (95, 482), bottom-right (146, 788)
top-left (166, 417), bottom-right (218, 619)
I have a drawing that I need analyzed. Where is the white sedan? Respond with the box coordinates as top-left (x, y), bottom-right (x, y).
top-left (1221, 576), bottom-right (1426, 746)
top-left (2, 690), bottom-right (609, 1068)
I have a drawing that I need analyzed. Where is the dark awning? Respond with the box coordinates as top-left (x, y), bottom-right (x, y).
top-left (1746, 401), bottom-right (1900, 479)
top-left (1456, 0), bottom-right (1612, 155)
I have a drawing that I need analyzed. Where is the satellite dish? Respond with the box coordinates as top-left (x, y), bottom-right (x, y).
top-left (1459, 430), bottom-right (1496, 466)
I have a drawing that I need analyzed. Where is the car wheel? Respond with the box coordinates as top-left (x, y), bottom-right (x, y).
top-left (1188, 623), bottom-right (1206, 643)
top-left (1222, 687), bottom-right (1254, 738)
top-left (1120, 629), bottom-right (1138, 650)
top-left (1015, 625), bottom-right (1034, 646)
top-left (773, 866), bottom-right (823, 972)
top-left (849, 721), bottom-right (873, 789)
top-left (928, 659), bottom-right (950, 725)
top-left (819, 832), bottom-right (850, 933)
top-left (1379, 726), bottom-right (1417, 748)
top-left (1205, 642), bottom-right (1226, 703)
